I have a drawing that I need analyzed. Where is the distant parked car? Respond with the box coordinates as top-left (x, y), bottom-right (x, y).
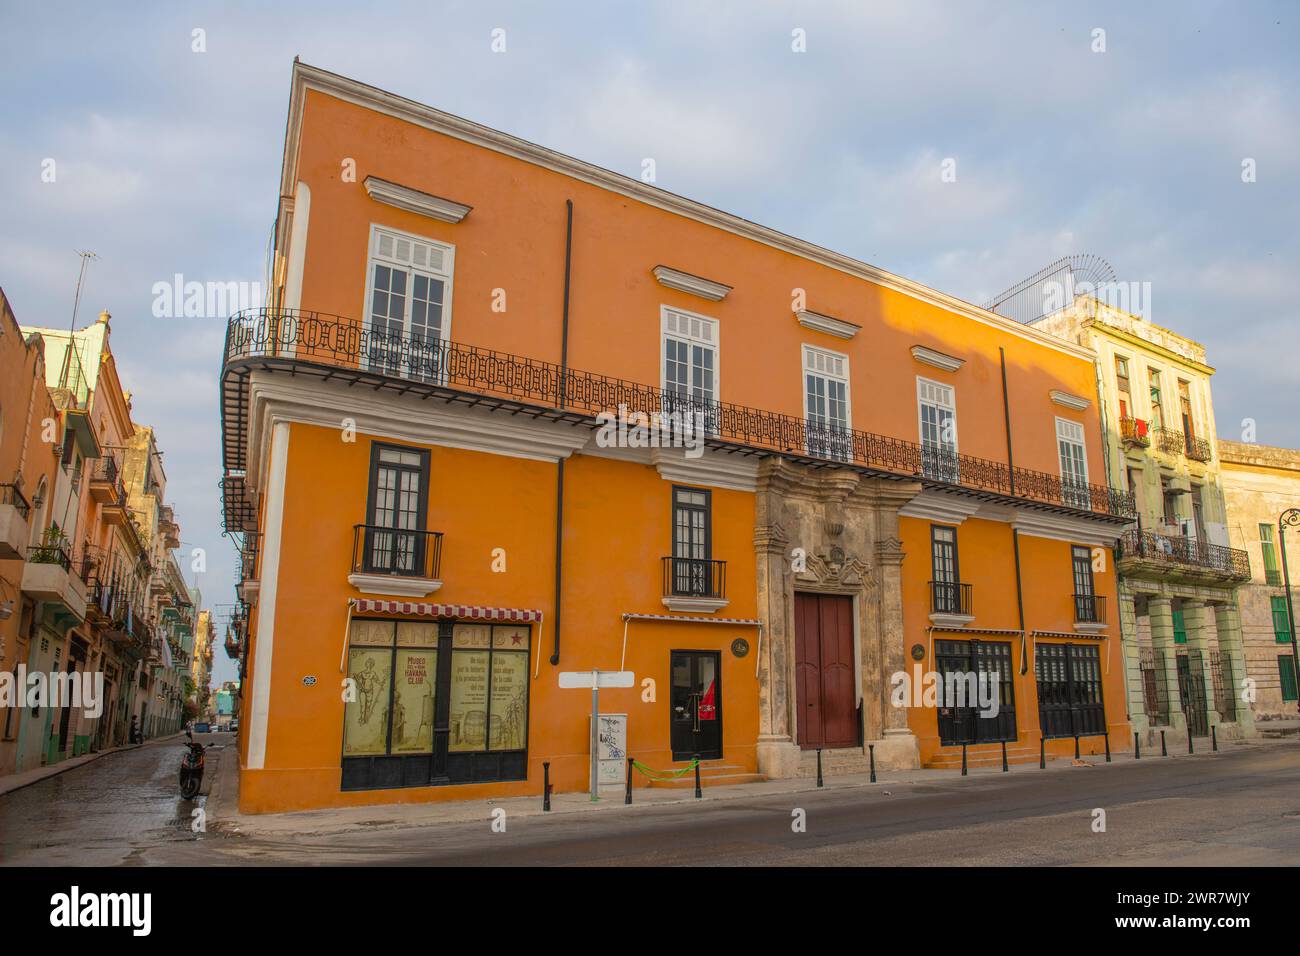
top-left (193, 721), bottom-right (211, 734)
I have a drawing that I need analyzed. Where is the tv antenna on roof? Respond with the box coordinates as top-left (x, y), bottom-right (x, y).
top-left (60, 250), bottom-right (98, 392)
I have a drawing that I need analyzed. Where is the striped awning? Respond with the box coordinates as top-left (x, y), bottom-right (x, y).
top-left (621, 612), bottom-right (761, 626)
top-left (350, 599), bottom-right (543, 623)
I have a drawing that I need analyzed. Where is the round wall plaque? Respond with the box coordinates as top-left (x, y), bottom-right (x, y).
top-left (731, 638), bottom-right (750, 658)
top-left (910, 643), bottom-right (926, 661)
top-left (302, 675), bottom-right (317, 686)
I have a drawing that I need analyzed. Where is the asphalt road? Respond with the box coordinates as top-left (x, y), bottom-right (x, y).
top-left (2, 735), bottom-right (1298, 866)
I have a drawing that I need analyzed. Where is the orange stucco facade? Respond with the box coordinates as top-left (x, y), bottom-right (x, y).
top-left (224, 63), bottom-right (1133, 813)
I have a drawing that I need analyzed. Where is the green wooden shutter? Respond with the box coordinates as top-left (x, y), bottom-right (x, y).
top-left (1280, 655), bottom-right (1298, 701)
top-left (1274, 597), bottom-right (1294, 643)
top-left (1172, 608), bottom-right (1187, 645)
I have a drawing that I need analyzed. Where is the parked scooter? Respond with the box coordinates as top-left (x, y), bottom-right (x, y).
top-left (179, 727), bottom-right (205, 799)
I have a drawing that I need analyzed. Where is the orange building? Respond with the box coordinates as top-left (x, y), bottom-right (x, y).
top-left (222, 62), bottom-right (1136, 812)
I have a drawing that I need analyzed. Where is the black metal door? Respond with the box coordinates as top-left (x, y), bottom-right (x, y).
top-left (936, 640), bottom-right (1015, 744)
top-left (1177, 652), bottom-right (1209, 737)
top-left (1036, 643), bottom-right (1105, 738)
top-left (670, 651), bottom-right (722, 760)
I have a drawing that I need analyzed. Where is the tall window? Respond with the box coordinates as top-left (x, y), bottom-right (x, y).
top-left (1148, 367), bottom-right (1164, 428)
top-left (662, 307), bottom-right (718, 434)
top-left (1056, 418), bottom-right (1090, 510)
top-left (1280, 655), bottom-right (1298, 702)
top-left (804, 346), bottom-right (851, 461)
top-left (917, 377), bottom-right (957, 481)
top-left (1178, 380), bottom-right (1195, 443)
top-left (930, 525), bottom-right (962, 613)
top-left (1115, 355), bottom-right (1131, 418)
top-left (1072, 545), bottom-right (1098, 621)
top-left (364, 444), bottom-right (430, 575)
top-left (1172, 608), bottom-right (1187, 645)
top-left (670, 486), bottom-right (712, 596)
top-left (365, 226), bottom-right (454, 383)
top-left (1273, 596), bottom-right (1292, 644)
top-left (1261, 523), bottom-right (1281, 585)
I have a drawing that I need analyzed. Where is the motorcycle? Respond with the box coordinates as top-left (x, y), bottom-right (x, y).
top-left (179, 727), bottom-right (205, 799)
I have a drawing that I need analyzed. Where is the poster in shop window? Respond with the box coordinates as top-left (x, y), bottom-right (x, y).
top-left (489, 652), bottom-right (528, 751)
top-left (392, 649), bottom-right (436, 753)
top-left (449, 650), bottom-right (489, 751)
top-left (344, 647), bottom-right (390, 756)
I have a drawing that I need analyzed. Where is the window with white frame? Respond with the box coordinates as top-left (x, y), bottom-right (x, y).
top-left (917, 377), bottom-right (958, 481)
top-left (364, 225), bottom-right (454, 383)
top-left (661, 307), bottom-right (719, 434)
top-left (1056, 417), bottom-right (1091, 510)
top-left (803, 345), bottom-right (851, 461)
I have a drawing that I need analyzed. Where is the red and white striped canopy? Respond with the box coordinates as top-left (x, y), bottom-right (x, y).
top-left (350, 599), bottom-right (543, 623)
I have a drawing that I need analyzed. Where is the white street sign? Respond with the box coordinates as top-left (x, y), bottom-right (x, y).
top-left (558, 670), bottom-right (635, 689)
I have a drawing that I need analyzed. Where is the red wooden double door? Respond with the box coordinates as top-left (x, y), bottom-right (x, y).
top-left (794, 593), bottom-right (859, 750)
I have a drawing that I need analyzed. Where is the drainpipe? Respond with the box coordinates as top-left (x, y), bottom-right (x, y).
top-left (1000, 348), bottom-right (1029, 679)
top-left (550, 200), bottom-right (573, 666)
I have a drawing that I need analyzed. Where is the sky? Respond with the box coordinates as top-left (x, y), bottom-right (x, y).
top-left (2, 1), bottom-right (1297, 687)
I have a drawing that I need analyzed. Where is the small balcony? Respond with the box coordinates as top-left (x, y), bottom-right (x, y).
top-left (929, 580), bottom-right (974, 626)
top-left (1152, 426), bottom-right (1186, 457)
top-left (348, 524), bottom-right (444, 598)
top-left (1185, 434), bottom-right (1212, 463)
top-left (0, 483), bottom-right (31, 560)
top-left (1119, 529), bottom-right (1251, 582)
top-left (21, 543), bottom-right (88, 625)
top-left (1073, 592), bottom-right (1107, 633)
top-left (89, 456), bottom-right (124, 505)
top-left (1266, 569), bottom-right (1283, 587)
top-left (661, 556), bottom-right (729, 613)
top-left (1119, 417), bottom-right (1150, 448)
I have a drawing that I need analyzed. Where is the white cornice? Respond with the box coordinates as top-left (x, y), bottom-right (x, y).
top-left (898, 489), bottom-right (983, 524)
top-left (280, 61), bottom-right (1097, 364)
top-left (363, 176), bottom-right (471, 223)
top-left (1009, 510), bottom-right (1125, 547)
top-left (650, 447), bottom-right (759, 493)
top-left (1050, 389), bottom-right (1091, 411)
top-left (662, 596), bottom-right (731, 613)
top-left (796, 309), bottom-right (860, 340)
top-left (348, 573), bottom-right (443, 598)
top-left (244, 371), bottom-right (592, 491)
top-left (652, 266), bottom-right (732, 301)
top-left (910, 345), bottom-right (964, 373)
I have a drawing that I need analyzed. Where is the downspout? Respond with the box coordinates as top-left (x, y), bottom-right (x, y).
top-left (1000, 348), bottom-right (1029, 680)
top-left (550, 199), bottom-right (573, 666)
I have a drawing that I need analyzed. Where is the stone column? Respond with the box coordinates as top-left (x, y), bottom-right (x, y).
top-left (1183, 601), bottom-right (1220, 727)
top-left (1118, 589), bottom-right (1148, 734)
top-left (1148, 597), bottom-right (1186, 730)
top-left (1214, 602), bottom-right (1256, 737)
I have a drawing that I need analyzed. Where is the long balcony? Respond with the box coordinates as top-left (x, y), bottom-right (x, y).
top-left (661, 556), bottom-right (728, 613)
top-left (929, 580), bottom-right (974, 625)
top-left (348, 524), bottom-right (444, 598)
top-left (1119, 529), bottom-right (1251, 582)
top-left (0, 483), bottom-right (31, 560)
top-left (221, 310), bottom-right (1137, 537)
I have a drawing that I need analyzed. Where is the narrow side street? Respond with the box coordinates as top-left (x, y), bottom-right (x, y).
top-left (2, 734), bottom-right (1298, 866)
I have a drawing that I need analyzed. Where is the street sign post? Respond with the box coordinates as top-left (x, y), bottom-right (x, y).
top-left (558, 670), bottom-right (635, 801)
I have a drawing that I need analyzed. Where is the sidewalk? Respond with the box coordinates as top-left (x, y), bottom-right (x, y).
top-left (212, 735), bottom-right (1273, 840)
top-left (0, 733), bottom-right (181, 798)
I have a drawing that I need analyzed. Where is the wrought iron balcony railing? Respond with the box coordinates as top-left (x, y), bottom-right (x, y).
top-left (1152, 426), bottom-right (1186, 456)
top-left (1119, 529), bottom-right (1251, 580)
top-left (0, 483), bottom-right (31, 519)
top-left (1185, 434), bottom-right (1212, 462)
top-left (1119, 417), bottom-right (1150, 447)
top-left (662, 556), bottom-right (727, 599)
top-left (930, 580), bottom-right (973, 616)
top-left (1073, 592), bottom-right (1107, 624)
top-left (27, 542), bottom-right (72, 571)
top-left (1266, 568), bottom-right (1283, 587)
top-left (223, 309), bottom-right (1137, 522)
top-left (352, 524), bottom-right (443, 579)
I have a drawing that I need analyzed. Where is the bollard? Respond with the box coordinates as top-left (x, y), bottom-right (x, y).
top-left (693, 753), bottom-right (702, 799)
top-left (1134, 731), bottom-right (1140, 760)
top-left (625, 757), bottom-right (633, 805)
top-left (961, 742), bottom-right (968, 776)
top-left (1188, 730), bottom-right (1195, 755)
top-left (817, 748), bottom-right (824, 788)
top-left (1212, 725), bottom-right (1219, 752)
top-left (1074, 734), bottom-right (1080, 760)
top-left (1104, 733), bottom-right (1111, 763)
top-left (1161, 730), bottom-right (1168, 757)
top-left (1040, 736), bottom-right (1045, 769)
top-left (1001, 739), bottom-right (1008, 772)
top-left (543, 761), bottom-right (552, 812)
top-left (869, 743), bottom-right (876, 783)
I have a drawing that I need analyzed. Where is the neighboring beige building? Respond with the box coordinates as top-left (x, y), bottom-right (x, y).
top-left (1034, 296), bottom-right (1253, 747)
top-left (1218, 440), bottom-right (1300, 719)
